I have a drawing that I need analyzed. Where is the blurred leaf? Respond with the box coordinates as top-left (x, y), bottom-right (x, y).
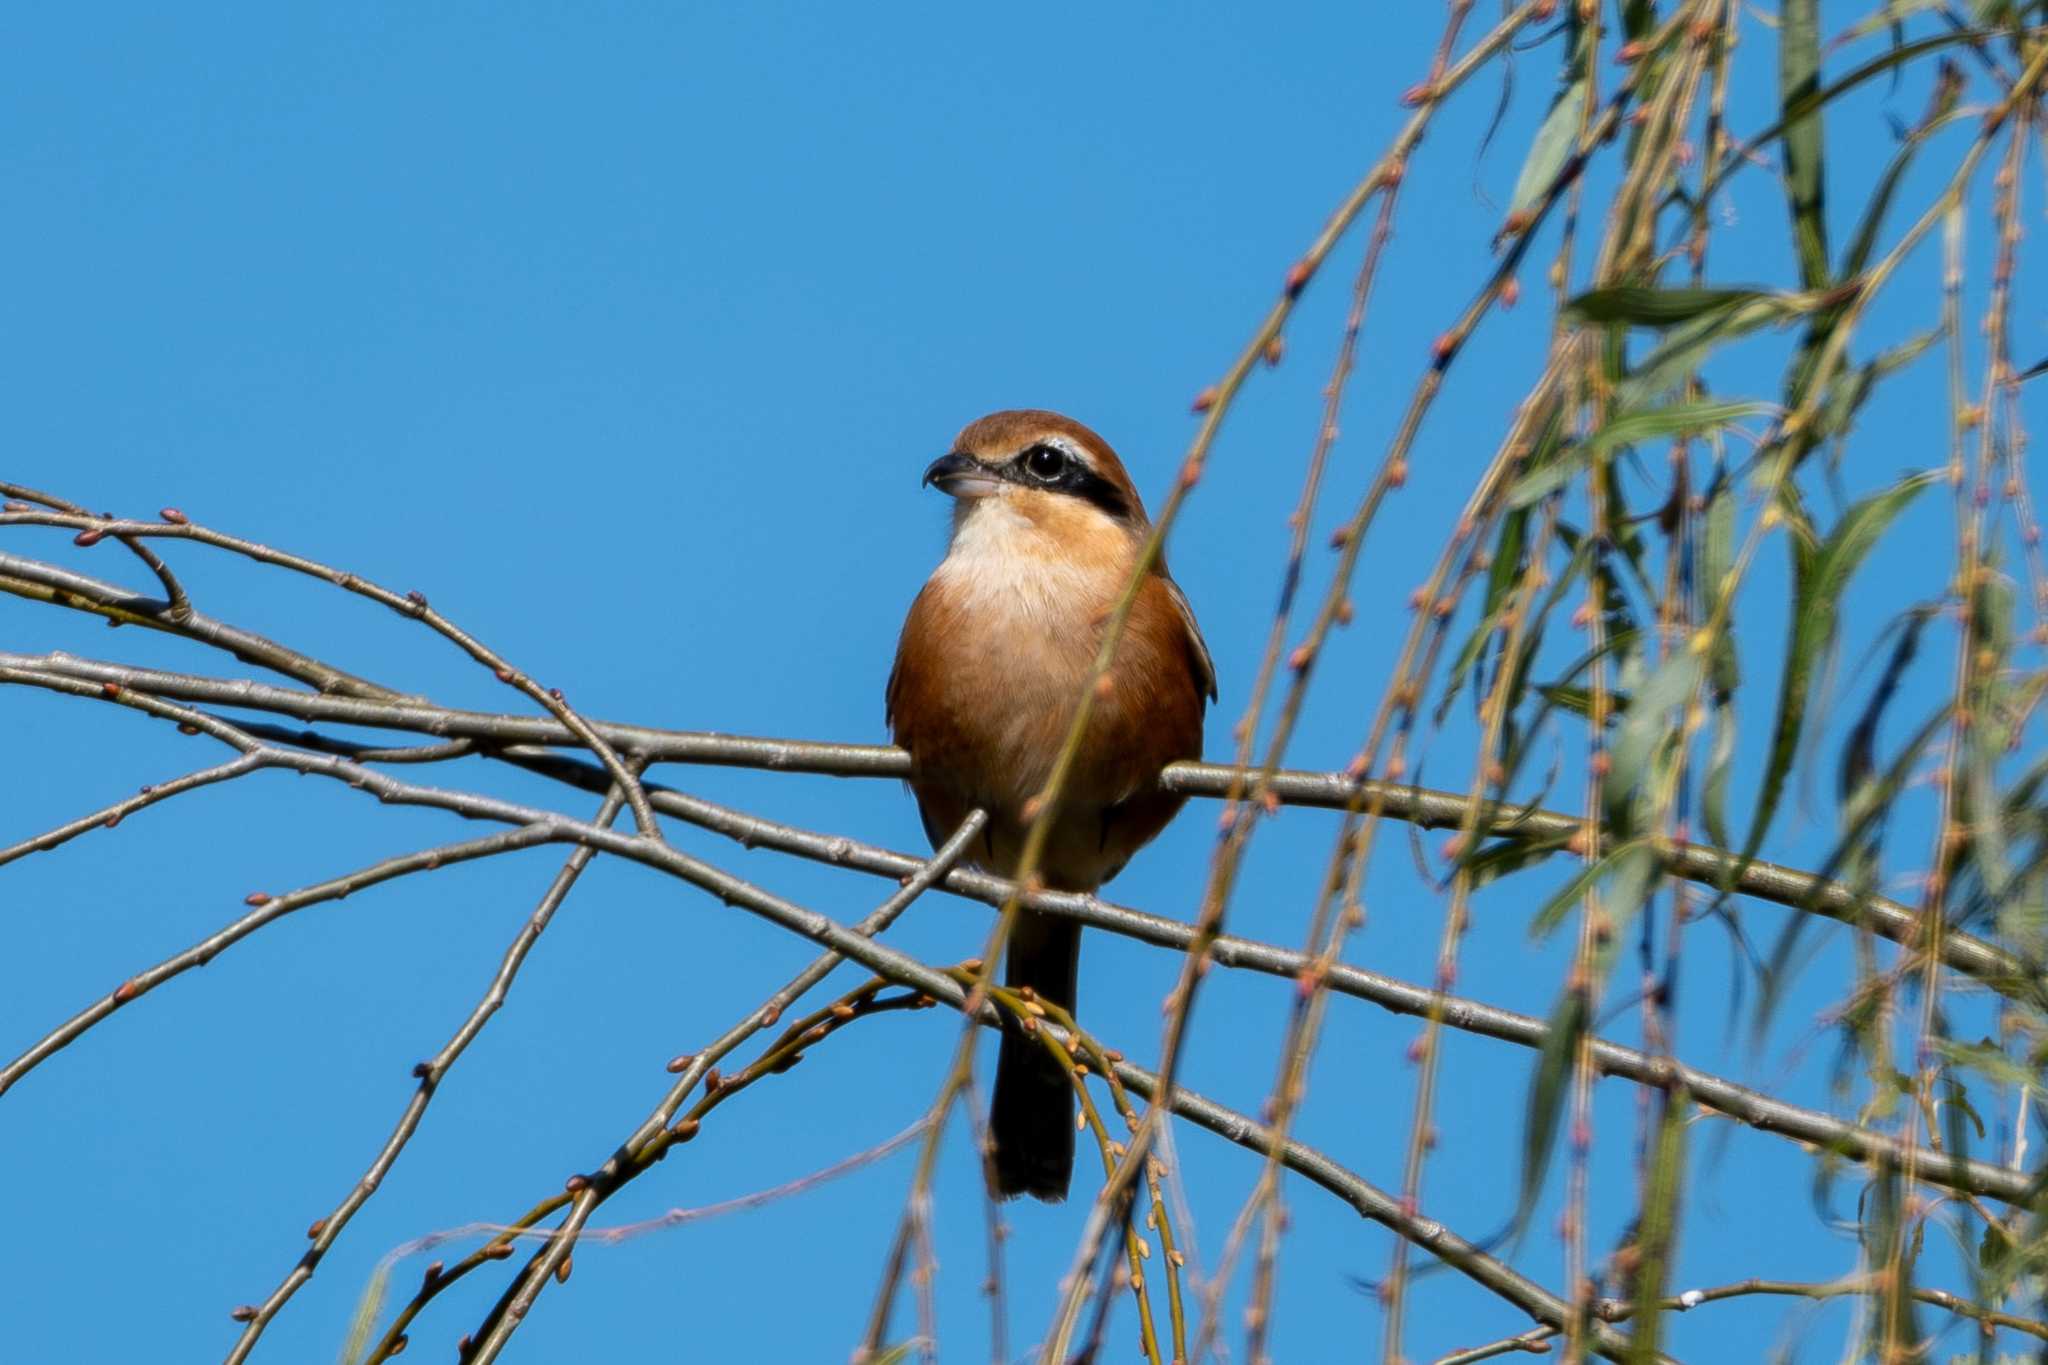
top-left (1699, 469), bottom-right (1742, 862)
top-left (1591, 399), bottom-right (1774, 457)
top-left (1754, 700), bottom-right (1947, 1042)
top-left (1603, 842), bottom-right (1661, 936)
top-left (1508, 78), bottom-right (1589, 222)
top-left (1932, 1038), bottom-right (2038, 1092)
top-left (1464, 832), bottom-right (1575, 890)
top-left (1628, 1091), bottom-right (1690, 1363)
top-left (1779, 0), bottom-right (1831, 288)
top-left (1566, 286), bottom-right (1796, 328)
top-left (1841, 67), bottom-right (1968, 277)
top-left (1605, 651), bottom-right (1702, 819)
top-left (1506, 402), bottom-right (1779, 515)
top-left (1965, 571), bottom-right (2018, 900)
top-left (1614, 0), bottom-right (1654, 39)
top-left (1697, 470), bottom-right (1741, 693)
top-left (1729, 30), bottom-right (1992, 185)
top-left (1517, 987), bottom-right (1589, 1235)
top-left (1506, 450), bottom-right (1583, 509)
top-left (1740, 471), bottom-right (1938, 869)
top-left (1834, 0), bottom-right (1946, 44)
top-left (1863, 1160), bottom-right (1924, 1350)
top-left (1701, 706), bottom-right (1738, 854)
top-left (1536, 682), bottom-right (1629, 721)
top-left (1816, 330), bottom-right (1940, 451)
top-left (1615, 295), bottom-right (1812, 406)
top-left (1838, 610), bottom-right (1931, 809)
top-left (1945, 1072), bottom-right (1985, 1142)
top-left (339, 1263), bottom-right (390, 1365)
top-left (1527, 842), bottom-right (1644, 939)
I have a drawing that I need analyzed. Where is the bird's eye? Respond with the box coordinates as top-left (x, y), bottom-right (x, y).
top-left (1022, 445), bottom-right (1067, 481)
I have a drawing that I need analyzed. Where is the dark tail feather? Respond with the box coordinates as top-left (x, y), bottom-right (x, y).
top-left (989, 910), bottom-right (1081, 1202)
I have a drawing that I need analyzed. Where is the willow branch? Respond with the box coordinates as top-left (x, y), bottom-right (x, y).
top-left (0, 553), bottom-right (402, 699)
top-left (1106, 1059), bottom-right (1653, 1362)
top-left (222, 777), bottom-right (639, 1364)
top-left (358, 986), bottom-right (943, 1364)
top-left (0, 823), bottom-right (560, 1099)
top-left (0, 482), bottom-right (193, 622)
top-left (457, 811), bottom-right (988, 1365)
top-left (0, 664), bottom-right (981, 1090)
top-left (2, 663), bottom-right (2030, 1206)
top-left (0, 753), bottom-right (265, 867)
top-left (1595, 1275), bottom-right (2048, 1343)
top-left (0, 513), bottom-right (664, 838)
top-left (2, 651), bottom-right (2029, 1000)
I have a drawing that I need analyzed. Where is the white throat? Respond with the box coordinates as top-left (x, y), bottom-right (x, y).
top-left (931, 496), bottom-right (1121, 628)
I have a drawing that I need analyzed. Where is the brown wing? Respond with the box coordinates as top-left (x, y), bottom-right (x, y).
top-left (1073, 572), bottom-right (1211, 879)
top-left (886, 582), bottom-right (992, 856)
top-left (1160, 572), bottom-right (1217, 702)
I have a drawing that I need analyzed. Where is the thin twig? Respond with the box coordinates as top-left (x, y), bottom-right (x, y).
top-left (2, 649), bottom-right (2028, 1000)
top-left (223, 775), bottom-right (641, 1363)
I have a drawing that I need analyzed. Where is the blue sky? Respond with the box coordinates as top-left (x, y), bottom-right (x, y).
top-left (2, 4), bottom-right (2037, 1362)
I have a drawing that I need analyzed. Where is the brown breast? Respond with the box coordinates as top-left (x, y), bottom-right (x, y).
top-left (888, 564), bottom-right (1208, 891)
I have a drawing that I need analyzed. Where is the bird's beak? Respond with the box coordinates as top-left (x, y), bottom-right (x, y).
top-left (921, 452), bottom-right (1003, 499)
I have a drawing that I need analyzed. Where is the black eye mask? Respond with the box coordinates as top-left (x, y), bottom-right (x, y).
top-left (1009, 443), bottom-right (1134, 523)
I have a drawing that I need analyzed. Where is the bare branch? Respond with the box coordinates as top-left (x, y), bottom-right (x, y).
top-left (4, 650), bottom-right (2029, 1001)
top-left (0, 506), bottom-right (666, 836)
top-left (223, 776), bottom-right (642, 1363)
top-left (459, 811), bottom-right (988, 1363)
top-left (0, 554), bottom-right (402, 699)
top-left (0, 753), bottom-right (264, 867)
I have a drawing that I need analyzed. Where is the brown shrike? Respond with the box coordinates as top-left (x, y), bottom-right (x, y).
top-left (887, 410), bottom-right (1214, 1201)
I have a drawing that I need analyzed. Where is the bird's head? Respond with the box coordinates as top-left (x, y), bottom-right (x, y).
top-left (921, 410), bottom-right (1148, 548)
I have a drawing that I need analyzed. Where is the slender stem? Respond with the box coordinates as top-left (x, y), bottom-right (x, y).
top-left (223, 778), bottom-right (639, 1363)
top-left (2, 650), bottom-right (2027, 999)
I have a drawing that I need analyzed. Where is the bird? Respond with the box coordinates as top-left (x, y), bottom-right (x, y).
top-left (886, 409), bottom-right (1214, 1201)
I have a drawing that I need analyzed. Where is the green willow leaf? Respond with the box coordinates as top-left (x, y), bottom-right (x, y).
top-left (1739, 471), bottom-right (1939, 871)
top-left (1930, 1039), bottom-right (2040, 1094)
top-left (338, 1263), bottom-right (391, 1365)
top-left (1834, 0), bottom-right (1946, 44)
top-left (1711, 30), bottom-right (1994, 200)
top-left (1565, 286), bottom-right (1790, 328)
top-left (1605, 651), bottom-right (1702, 818)
top-left (1527, 842), bottom-right (1642, 940)
top-left (1516, 987), bottom-right (1589, 1235)
top-left (1965, 572), bottom-right (2018, 900)
top-left (1816, 329), bottom-right (1940, 450)
top-left (1628, 1091), bottom-right (1690, 1363)
top-left (1590, 399), bottom-right (1775, 458)
top-left (1508, 78), bottom-right (1589, 222)
top-left (1779, 0), bottom-right (1830, 289)
top-left (1436, 506), bottom-right (1533, 723)
top-left (1698, 472), bottom-right (1740, 700)
top-left (1615, 296), bottom-right (1811, 407)
top-left (1841, 73), bottom-right (1967, 278)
